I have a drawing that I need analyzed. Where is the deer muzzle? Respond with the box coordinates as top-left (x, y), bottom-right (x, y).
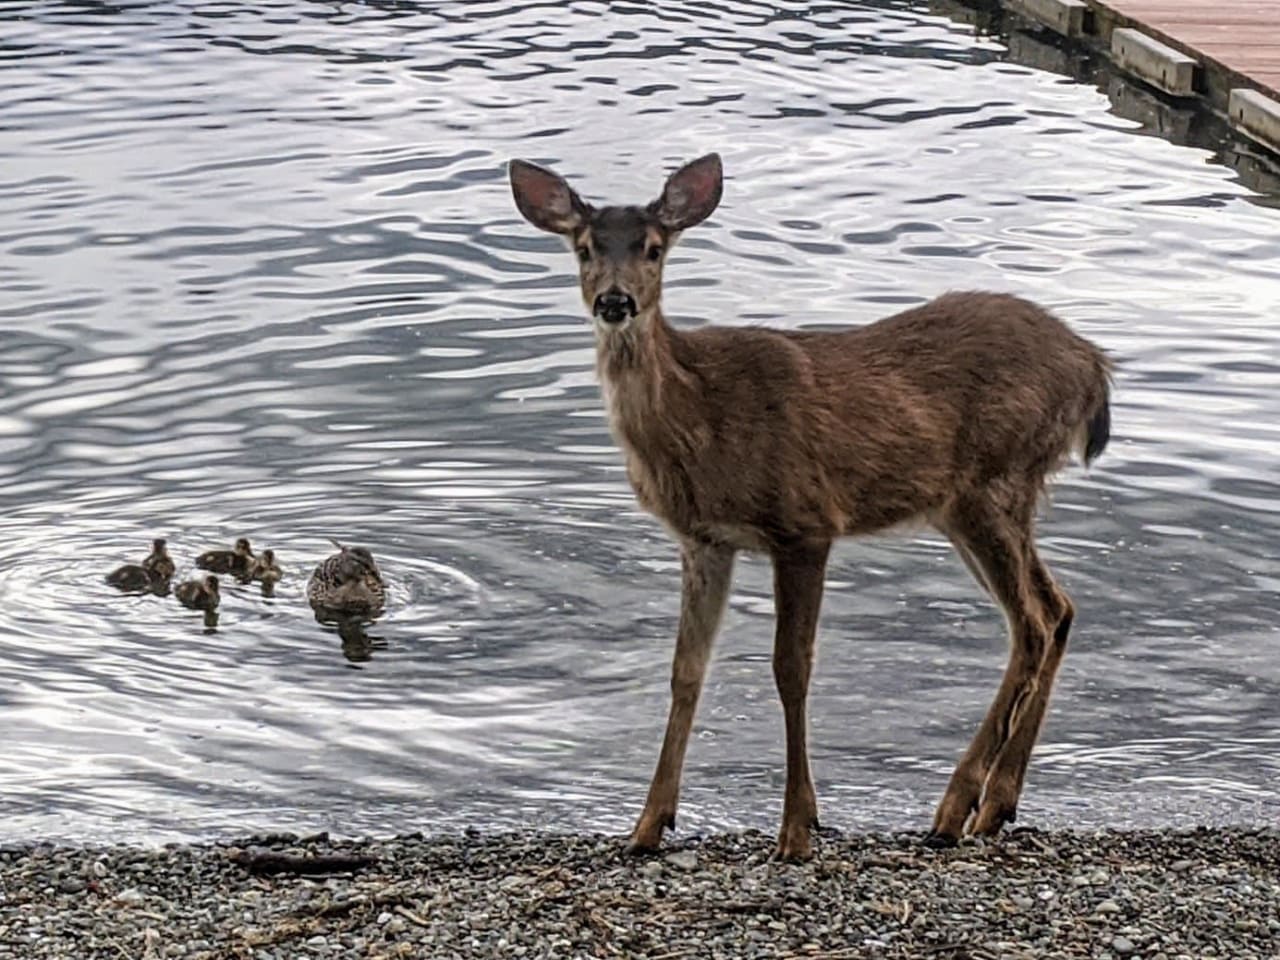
top-left (593, 290), bottom-right (638, 325)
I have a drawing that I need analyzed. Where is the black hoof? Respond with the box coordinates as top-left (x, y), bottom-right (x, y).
top-left (923, 830), bottom-right (958, 849)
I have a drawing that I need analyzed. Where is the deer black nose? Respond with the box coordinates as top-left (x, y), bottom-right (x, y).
top-left (593, 290), bottom-right (637, 324)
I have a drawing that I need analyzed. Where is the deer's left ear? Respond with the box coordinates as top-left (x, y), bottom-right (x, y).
top-left (509, 159), bottom-right (590, 235)
top-left (651, 153), bottom-right (722, 232)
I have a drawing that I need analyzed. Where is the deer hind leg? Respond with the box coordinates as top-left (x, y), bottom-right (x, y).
top-left (771, 539), bottom-right (831, 861)
top-left (628, 539), bottom-right (735, 853)
top-left (928, 493), bottom-right (1054, 845)
top-left (971, 548), bottom-right (1073, 835)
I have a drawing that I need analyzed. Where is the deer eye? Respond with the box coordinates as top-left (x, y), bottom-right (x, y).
top-left (576, 245), bottom-right (591, 263)
top-left (646, 245), bottom-right (663, 262)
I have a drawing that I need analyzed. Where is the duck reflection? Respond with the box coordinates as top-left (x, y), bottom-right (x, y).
top-left (313, 608), bottom-right (387, 664)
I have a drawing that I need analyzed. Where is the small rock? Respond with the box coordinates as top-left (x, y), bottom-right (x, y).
top-left (91, 860), bottom-right (108, 878)
top-left (1095, 900), bottom-right (1121, 915)
top-left (665, 851), bottom-right (698, 871)
top-left (116, 888), bottom-right (145, 905)
top-left (376, 911), bottom-right (393, 925)
top-left (1169, 859), bottom-right (1194, 873)
top-left (58, 878), bottom-right (85, 894)
top-left (1112, 935), bottom-right (1136, 955)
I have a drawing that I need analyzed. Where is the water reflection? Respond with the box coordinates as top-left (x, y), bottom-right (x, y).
top-left (314, 612), bottom-right (390, 666)
top-left (930, 0), bottom-right (1280, 204)
top-left (0, 0), bottom-right (1278, 843)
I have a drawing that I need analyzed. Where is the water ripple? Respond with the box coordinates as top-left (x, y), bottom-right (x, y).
top-left (1, 0), bottom-right (1278, 842)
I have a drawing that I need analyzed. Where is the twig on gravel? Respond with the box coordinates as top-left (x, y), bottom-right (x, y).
top-left (394, 904), bottom-right (430, 927)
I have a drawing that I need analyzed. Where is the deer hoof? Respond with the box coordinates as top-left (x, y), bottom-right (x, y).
top-left (774, 822), bottom-right (815, 862)
top-left (972, 801), bottom-right (1018, 837)
top-left (923, 830), bottom-right (959, 849)
top-left (627, 811), bottom-right (674, 854)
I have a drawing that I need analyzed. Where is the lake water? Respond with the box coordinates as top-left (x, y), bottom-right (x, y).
top-left (2, 0), bottom-right (1278, 844)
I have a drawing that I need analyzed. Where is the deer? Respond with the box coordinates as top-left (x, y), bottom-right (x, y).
top-left (508, 152), bottom-right (1111, 861)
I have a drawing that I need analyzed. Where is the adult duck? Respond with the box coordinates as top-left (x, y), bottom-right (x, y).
top-left (307, 541), bottom-right (386, 617)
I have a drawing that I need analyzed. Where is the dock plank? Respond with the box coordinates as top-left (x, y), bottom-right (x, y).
top-left (1092, 0), bottom-right (1280, 97)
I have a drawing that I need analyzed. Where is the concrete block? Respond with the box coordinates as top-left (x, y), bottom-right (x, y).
top-left (1229, 88), bottom-right (1280, 153)
top-left (1008, 0), bottom-right (1088, 38)
top-left (1111, 27), bottom-right (1197, 97)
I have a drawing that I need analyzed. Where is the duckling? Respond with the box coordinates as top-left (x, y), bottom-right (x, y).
top-left (106, 562), bottom-right (154, 592)
top-left (106, 539), bottom-right (171, 592)
top-left (175, 574), bottom-right (220, 612)
top-left (307, 540), bottom-right (386, 617)
top-left (142, 538), bottom-right (175, 581)
top-left (196, 537), bottom-right (254, 578)
top-left (249, 548), bottom-right (282, 587)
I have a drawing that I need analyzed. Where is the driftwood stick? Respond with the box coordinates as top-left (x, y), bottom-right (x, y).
top-left (233, 850), bottom-right (377, 876)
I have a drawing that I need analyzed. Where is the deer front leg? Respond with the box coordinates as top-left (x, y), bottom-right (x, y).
top-left (771, 539), bottom-right (831, 861)
top-left (628, 539), bottom-right (735, 854)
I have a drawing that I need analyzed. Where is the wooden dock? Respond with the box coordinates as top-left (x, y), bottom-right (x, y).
top-left (987, 0), bottom-right (1280, 155)
top-left (1094, 0), bottom-right (1279, 99)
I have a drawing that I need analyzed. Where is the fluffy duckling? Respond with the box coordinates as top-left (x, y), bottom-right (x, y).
top-left (175, 574), bottom-right (220, 612)
top-left (107, 539), bottom-right (172, 592)
top-left (196, 537), bottom-right (254, 578)
top-left (106, 562), bottom-right (153, 592)
top-left (307, 541), bottom-right (386, 617)
top-left (250, 548), bottom-right (283, 587)
top-left (142, 538), bottom-right (175, 581)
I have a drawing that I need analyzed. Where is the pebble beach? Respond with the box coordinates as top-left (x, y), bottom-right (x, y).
top-left (3, 827), bottom-right (1278, 959)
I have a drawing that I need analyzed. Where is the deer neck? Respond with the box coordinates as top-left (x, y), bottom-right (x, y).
top-left (594, 307), bottom-right (680, 444)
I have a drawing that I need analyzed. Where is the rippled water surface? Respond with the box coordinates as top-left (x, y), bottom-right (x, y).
top-left (3, 0), bottom-right (1279, 843)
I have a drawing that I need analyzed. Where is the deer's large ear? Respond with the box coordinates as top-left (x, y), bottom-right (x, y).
top-left (509, 160), bottom-right (590, 235)
top-left (651, 153), bottom-right (722, 232)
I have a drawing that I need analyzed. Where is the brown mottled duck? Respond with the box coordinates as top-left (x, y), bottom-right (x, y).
top-left (250, 548), bottom-right (283, 587)
top-left (307, 541), bottom-right (386, 617)
top-left (107, 539), bottom-right (172, 592)
top-left (175, 574), bottom-right (220, 612)
top-left (142, 538), bottom-right (175, 581)
top-left (196, 537), bottom-right (254, 578)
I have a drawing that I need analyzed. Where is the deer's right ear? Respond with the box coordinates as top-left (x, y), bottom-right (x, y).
top-left (509, 160), bottom-right (589, 235)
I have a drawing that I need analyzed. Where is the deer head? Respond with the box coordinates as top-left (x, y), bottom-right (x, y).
top-left (508, 153), bottom-right (723, 332)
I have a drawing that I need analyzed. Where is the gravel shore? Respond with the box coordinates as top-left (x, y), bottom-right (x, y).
top-left (2, 827), bottom-right (1277, 959)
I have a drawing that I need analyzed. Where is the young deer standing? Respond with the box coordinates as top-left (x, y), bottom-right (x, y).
top-left (509, 153), bottom-right (1111, 860)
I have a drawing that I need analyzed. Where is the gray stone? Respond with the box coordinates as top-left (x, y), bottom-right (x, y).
top-left (664, 851), bottom-right (698, 871)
